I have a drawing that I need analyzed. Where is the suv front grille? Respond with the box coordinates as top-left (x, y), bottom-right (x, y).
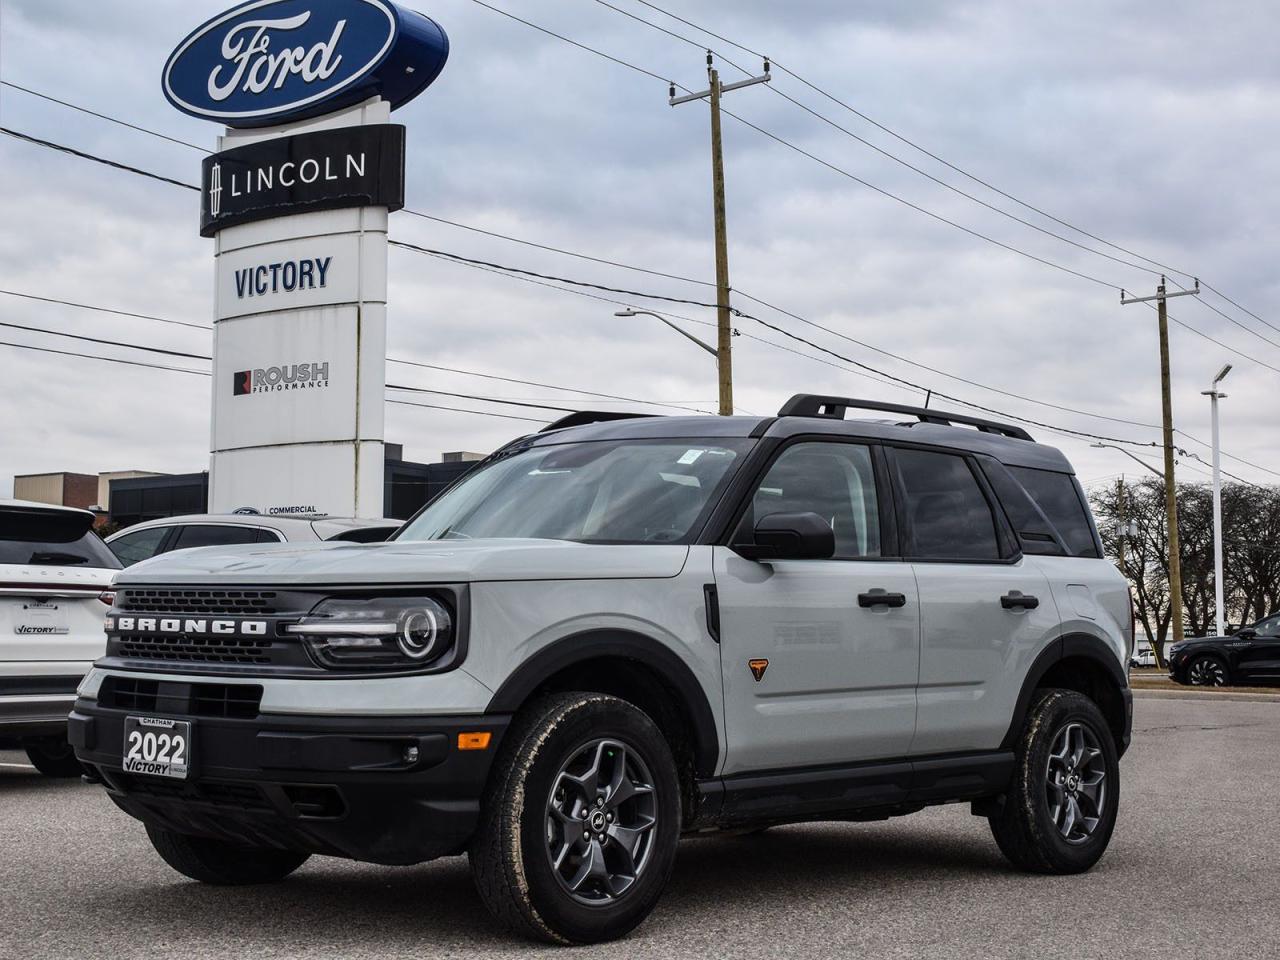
top-left (116, 633), bottom-right (273, 665)
top-left (99, 676), bottom-right (263, 719)
top-left (116, 588), bottom-right (279, 617)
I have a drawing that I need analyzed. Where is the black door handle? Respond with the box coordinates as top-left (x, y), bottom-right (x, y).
top-left (1001, 593), bottom-right (1040, 610)
top-left (859, 590), bottom-right (907, 608)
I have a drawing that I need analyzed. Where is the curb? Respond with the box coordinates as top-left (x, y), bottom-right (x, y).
top-left (1132, 688), bottom-right (1280, 703)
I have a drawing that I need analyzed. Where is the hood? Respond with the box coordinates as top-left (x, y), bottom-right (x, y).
top-left (116, 538), bottom-right (691, 586)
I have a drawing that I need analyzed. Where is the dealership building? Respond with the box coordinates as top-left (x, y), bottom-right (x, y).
top-left (12, 447), bottom-right (480, 527)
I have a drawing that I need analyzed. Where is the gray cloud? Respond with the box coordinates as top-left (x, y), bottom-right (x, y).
top-left (2, 0), bottom-right (1279, 501)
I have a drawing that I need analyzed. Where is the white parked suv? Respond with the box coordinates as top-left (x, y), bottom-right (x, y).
top-left (1, 500), bottom-right (119, 776)
top-left (71, 397), bottom-right (1133, 943)
top-left (106, 513), bottom-right (400, 567)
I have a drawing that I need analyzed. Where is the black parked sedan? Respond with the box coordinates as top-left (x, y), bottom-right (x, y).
top-left (1168, 614), bottom-right (1280, 686)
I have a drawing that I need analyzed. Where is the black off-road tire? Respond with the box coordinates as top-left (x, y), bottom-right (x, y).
top-left (469, 692), bottom-right (681, 945)
top-left (25, 737), bottom-right (85, 778)
top-left (989, 689), bottom-right (1120, 874)
top-left (145, 823), bottom-right (310, 885)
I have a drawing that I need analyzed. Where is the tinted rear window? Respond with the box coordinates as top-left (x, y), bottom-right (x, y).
top-left (171, 525), bottom-right (264, 550)
top-left (1008, 467), bottom-right (1099, 558)
top-left (895, 449), bottom-right (1001, 560)
top-left (0, 511), bottom-right (120, 568)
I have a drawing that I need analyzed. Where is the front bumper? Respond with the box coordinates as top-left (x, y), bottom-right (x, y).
top-left (70, 698), bottom-right (509, 865)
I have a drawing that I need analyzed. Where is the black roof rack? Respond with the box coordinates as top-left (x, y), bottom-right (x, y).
top-left (539, 411), bottom-right (657, 433)
top-left (777, 394), bottom-right (1034, 442)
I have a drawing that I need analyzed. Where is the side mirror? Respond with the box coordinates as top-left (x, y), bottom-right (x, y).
top-left (734, 511), bottom-right (835, 562)
top-left (1235, 627), bottom-right (1256, 640)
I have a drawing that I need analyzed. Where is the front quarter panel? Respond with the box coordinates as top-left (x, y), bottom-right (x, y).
top-left (463, 546), bottom-right (725, 769)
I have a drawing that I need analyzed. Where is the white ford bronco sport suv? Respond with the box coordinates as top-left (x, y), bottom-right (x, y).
top-left (71, 396), bottom-right (1132, 944)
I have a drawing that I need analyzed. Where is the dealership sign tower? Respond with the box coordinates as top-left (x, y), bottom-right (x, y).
top-left (162, 0), bottom-right (448, 517)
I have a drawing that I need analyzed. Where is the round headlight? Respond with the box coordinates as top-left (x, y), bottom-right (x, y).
top-left (398, 608), bottom-right (441, 660)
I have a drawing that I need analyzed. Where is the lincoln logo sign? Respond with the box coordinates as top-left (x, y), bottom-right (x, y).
top-left (200, 124), bottom-right (405, 235)
top-left (162, 0), bottom-right (449, 128)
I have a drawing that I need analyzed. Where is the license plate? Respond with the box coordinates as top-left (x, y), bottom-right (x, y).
top-left (123, 716), bottom-right (192, 780)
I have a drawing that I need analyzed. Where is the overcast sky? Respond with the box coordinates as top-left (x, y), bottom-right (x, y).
top-left (3, 0), bottom-right (1279, 502)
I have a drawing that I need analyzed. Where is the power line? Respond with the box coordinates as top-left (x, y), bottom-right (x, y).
top-left (0, 126), bottom-right (199, 191)
top-left (4, 114), bottom-right (1276, 477)
top-left (400, 209), bottom-right (713, 289)
top-left (0, 81), bottom-right (207, 152)
top-left (387, 357), bottom-right (710, 414)
top-left (385, 397), bottom-right (549, 423)
top-left (587, 0), bottom-right (1178, 286)
top-left (0, 338), bottom-right (209, 377)
top-left (388, 239), bottom-right (727, 310)
top-left (626, 0), bottom-right (1202, 283)
top-left (0, 338), bottom-right (550, 426)
top-left (0, 289), bottom-right (210, 331)
top-left (7, 105), bottom-right (1274, 426)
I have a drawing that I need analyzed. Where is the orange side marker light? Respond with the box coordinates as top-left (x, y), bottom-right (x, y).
top-left (458, 731), bottom-right (493, 751)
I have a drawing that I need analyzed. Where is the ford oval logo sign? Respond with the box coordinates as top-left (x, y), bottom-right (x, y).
top-left (163, 0), bottom-right (448, 127)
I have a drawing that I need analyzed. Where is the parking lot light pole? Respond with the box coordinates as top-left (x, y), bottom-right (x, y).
top-left (1203, 363), bottom-right (1232, 638)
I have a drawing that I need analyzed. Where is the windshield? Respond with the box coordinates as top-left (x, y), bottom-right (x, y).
top-left (397, 438), bottom-right (752, 544)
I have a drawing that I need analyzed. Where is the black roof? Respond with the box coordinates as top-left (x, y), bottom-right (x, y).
top-left (527, 395), bottom-right (1074, 473)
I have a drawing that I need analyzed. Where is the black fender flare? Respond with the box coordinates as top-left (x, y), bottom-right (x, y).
top-left (1001, 633), bottom-right (1131, 754)
top-left (485, 629), bottom-right (721, 777)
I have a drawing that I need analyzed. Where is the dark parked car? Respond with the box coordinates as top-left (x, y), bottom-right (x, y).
top-left (1168, 614), bottom-right (1280, 686)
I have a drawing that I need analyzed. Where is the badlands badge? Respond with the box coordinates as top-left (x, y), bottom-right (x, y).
top-left (748, 658), bottom-right (769, 682)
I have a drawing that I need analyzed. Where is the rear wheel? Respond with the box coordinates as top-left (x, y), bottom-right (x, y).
top-left (989, 689), bottom-right (1119, 874)
top-left (145, 823), bottom-right (310, 885)
top-left (25, 737), bottom-right (84, 778)
top-left (470, 692), bottom-right (680, 944)
top-left (1186, 655), bottom-right (1230, 686)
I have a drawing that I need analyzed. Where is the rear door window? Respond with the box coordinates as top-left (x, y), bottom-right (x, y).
top-left (893, 448), bottom-right (1001, 561)
top-left (171, 525), bottom-right (263, 550)
top-left (1007, 467), bottom-right (1100, 558)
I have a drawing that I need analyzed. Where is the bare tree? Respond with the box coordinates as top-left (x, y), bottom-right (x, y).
top-left (1089, 479), bottom-right (1280, 662)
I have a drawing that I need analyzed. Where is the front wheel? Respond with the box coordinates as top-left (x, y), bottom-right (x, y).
top-left (989, 689), bottom-right (1120, 874)
top-left (470, 692), bottom-right (681, 944)
top-left (1186, 655), bottom-right (1230, 686)
top-left (25, 737), bottom-right (85, 778)
top-left (145, 824), bottom-right (310, 884)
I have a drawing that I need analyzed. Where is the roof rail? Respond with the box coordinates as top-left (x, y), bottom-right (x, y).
top-left (539, 411), bottom-right (657, 433)
top-left (777, 394), bottom-right (1034, 442)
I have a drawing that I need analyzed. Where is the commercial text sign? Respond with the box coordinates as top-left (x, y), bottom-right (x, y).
top-left (201, 124), bottom-right (405, 235)
top-left (162, 0), bottom-right (449, 128)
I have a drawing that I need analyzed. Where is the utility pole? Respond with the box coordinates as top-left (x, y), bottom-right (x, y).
top-left (670, 53), bottom-right (770, 416)
top-left (1116, 475), bottom-right (1127, 578)
top-left (1121, 277), bottom-right (1201, 647)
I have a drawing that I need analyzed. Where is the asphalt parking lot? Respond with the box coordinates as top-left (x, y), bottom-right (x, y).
top-left (2, 694), bottom-right (1278, 960)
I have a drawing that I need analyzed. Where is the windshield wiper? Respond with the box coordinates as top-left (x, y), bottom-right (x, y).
top-left (27, 551), bottom-right (90, 565)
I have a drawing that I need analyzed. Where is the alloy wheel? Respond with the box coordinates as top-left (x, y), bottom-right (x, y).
top-left (1045, 722), bottom-right (1107, 845)
top-left (1187, 658), bottom-right (1228, 686)
top-left (544, 738), bottom-right (658, 905)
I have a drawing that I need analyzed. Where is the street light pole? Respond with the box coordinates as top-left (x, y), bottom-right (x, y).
top-left (1203, 363), bottom-right (1232, 638)
top-left (1089, 442), bottom-right (1165, 480)
top-left (615, 308), bottom-right (718, 358)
